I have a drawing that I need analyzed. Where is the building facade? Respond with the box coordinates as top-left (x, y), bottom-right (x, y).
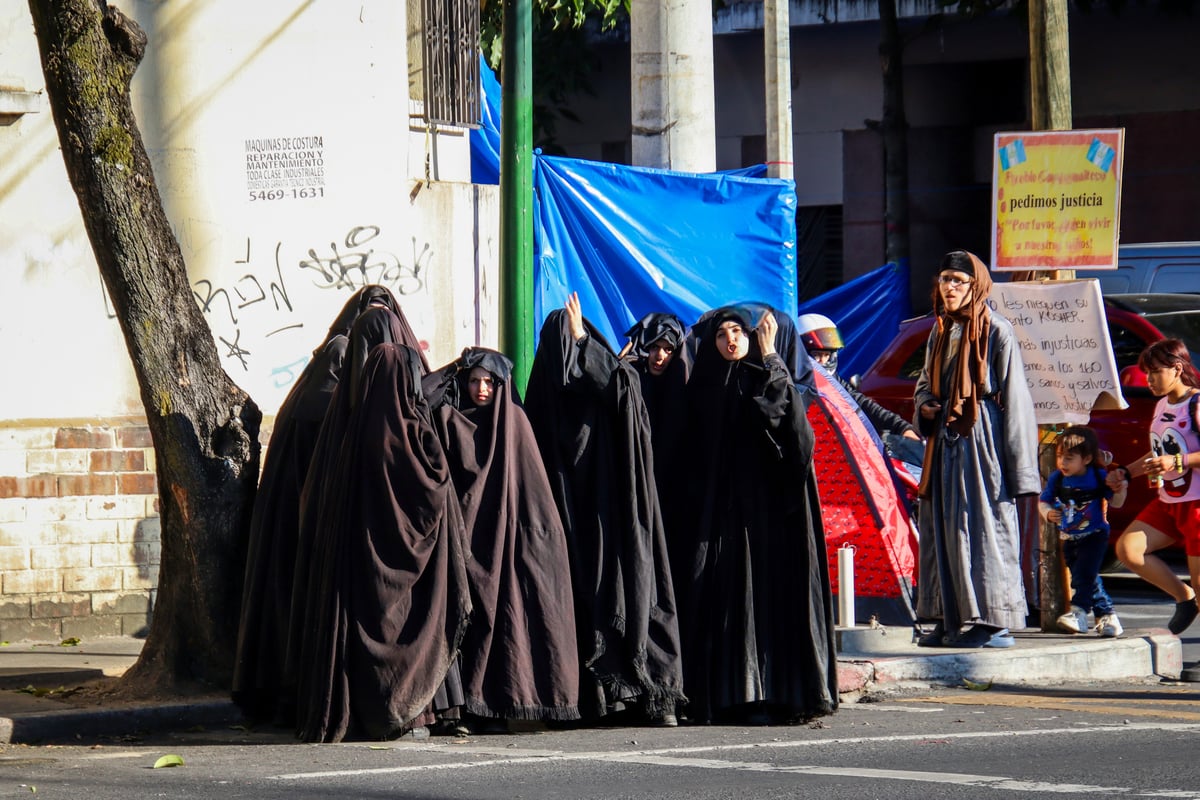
top-left (0, 0), bottom-right (497, 639)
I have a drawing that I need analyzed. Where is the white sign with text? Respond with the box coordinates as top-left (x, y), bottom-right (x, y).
top-left (987, 279), bottom-right (1127, 425)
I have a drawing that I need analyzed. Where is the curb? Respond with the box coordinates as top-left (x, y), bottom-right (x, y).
top-left (835, 631), bottom-right (1182, 695)
top-left (0, 700), bottom-right (245, 745)
top-left (0, 668), bottom-right (109, 690)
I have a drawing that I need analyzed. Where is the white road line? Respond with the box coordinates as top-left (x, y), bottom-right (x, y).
top-left (272, 749), bottom-right (1200, 796)
top-left (83, 752), bottom-right (145, 760)
top-left (840, 704), bottom-right (944, 713)
top-left (270, 721), bottom-right (1200, 792)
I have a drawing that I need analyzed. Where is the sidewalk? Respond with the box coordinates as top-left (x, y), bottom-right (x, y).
top-left (0, 627), bottom-right (1185, 744)
top-left (0, 637), bottom-right (237, 745)
top-left (836, 624), bottom-right (1182, 696)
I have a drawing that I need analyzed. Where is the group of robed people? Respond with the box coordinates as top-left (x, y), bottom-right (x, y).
top-left (231, 285), bottom-right (840, 742)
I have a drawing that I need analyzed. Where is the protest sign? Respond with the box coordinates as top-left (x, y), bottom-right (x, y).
top-left (988, 279), bottom-right (1126, 425)
top-left (991, 129), bottom-right (1123, 272)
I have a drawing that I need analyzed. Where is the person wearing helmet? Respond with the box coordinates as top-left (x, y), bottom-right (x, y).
top-left (796, 313), bottom-right (921, 442)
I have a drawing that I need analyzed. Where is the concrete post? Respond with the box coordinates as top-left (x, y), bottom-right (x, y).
top-left (630, 0), bottom-right (715, 172)
top-left (764, 0), bottom-right (793, 180)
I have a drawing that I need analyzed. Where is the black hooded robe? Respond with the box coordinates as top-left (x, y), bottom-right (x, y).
top-left (681, 305), bottom-right (838, 724)
top-left (425, 348), bottom-right (581, 723)
top-left (232, 286), bottom-right (402, 721)
top-left (622, 313), bottom-right (692, 613)
top-left (293, 342), bottom-right (471, 743)
top-left (523, 310), bottom-right (685, 720)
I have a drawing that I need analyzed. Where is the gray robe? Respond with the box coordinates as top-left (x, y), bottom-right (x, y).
top-left (914, 312), bottom-right (1041, 631)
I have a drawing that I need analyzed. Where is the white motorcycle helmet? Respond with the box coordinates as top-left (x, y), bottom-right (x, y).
top-left (796, 313), bottom-right (844, 374)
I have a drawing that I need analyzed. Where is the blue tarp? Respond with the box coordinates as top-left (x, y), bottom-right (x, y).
top-left (534, 155), bottom-right (797, 348)
top-left (470, 55), bottom-right (502, 186)
top-left (797, 261), bottom-right (913, 379)
top-left (468, 56), bottom-right (911, 366)
top-left (471, 56), bottom-right (797, 349)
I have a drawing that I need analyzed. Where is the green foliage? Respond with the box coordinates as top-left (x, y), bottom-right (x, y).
top-left (481, 0), bottom-right (627, 153)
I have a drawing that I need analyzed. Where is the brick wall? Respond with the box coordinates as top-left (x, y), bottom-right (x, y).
top-left (0, 420), bottom-right (160, 642)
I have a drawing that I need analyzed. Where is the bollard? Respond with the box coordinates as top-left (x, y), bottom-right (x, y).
top-left (838, 544), bottom-right (856, 628)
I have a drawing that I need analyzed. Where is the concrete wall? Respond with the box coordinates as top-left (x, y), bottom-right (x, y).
top-left (0, 1), bottom-right (498, 639)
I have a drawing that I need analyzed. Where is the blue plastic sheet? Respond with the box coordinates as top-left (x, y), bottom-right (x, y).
top-left (470, 54), bottom-right (502, 186)
top-left (472, 55), bottom-right (802, 350)
top-left (797, 260), bottom-right (912, 379)
top-left (534, 155), bottom-right (797, 348)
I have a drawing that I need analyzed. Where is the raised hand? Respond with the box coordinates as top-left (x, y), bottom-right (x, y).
top-left (756, 310), bottom-right (778, 357)
top-left (566, 292), bottom-right (586, 341)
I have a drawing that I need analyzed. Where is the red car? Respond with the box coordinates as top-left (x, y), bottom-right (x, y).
top-left (855, 293), bottom-right (1200, 547)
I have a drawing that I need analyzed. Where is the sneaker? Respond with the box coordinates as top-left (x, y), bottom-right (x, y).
top-left (1096, 613), bottom-right (1123, 638)
top-left (1057, 606), bottom-right (1088, 634)
top-left (1168, 598), bottom-right (1199, 635)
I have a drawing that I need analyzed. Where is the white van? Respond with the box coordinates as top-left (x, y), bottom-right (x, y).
top-left (1074, 242), bottom-right (1200, 294)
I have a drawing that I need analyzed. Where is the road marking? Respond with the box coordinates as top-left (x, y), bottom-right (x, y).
top-left (271, 744), bottom-right (1200, 796)
top-left (83, 752), bottom-right (144, 760)
top-left (271, 721), bottom-right (1200, 793)
top-left (904, 693), bottom-right (1200, 721)
top-left (840, 704), bottom-right (943, 713)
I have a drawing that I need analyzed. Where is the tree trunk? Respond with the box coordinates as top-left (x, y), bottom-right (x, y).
top-left (878, 0), bottom-right (910, 266)
top-left (27, 0), bottom-right (261, 693)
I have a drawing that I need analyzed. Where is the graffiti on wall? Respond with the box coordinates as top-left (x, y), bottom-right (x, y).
top-left (299, 225), bottom-right (431, 296)
top-left (190, 225), bottom-right (434, 390)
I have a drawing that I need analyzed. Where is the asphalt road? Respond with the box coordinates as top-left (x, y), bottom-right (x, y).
top-left (2, 679), bottom-right (1197, 800)
top-left (2, 564), bottom-right (1195, 800)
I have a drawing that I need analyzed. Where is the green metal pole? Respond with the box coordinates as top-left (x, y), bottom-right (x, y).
top-left (499, 0), bottom-right (534, 394)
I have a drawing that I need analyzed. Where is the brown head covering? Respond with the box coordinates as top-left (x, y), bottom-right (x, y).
top-left (928, 250), bottom-right (993, 438)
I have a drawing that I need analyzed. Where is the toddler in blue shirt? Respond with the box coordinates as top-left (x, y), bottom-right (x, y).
top-left (1039, 425), bottom-right (1127, 637)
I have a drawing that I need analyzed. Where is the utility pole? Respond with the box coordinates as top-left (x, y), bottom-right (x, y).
top-left (878, 0), bottom-right (909, 266)
top-left (1029, 0), bottom-right (1074, 631)
top-left (630, 0), bottom-right (716, 172)
top-left (499, 0), bottom-right (534, 392)
top-left (764, 0), bottom-right (793, 180)
top-left (1029, 0), bottom-right (1073, 133)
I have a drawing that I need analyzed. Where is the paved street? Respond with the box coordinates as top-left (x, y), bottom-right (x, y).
top-left (1, 679), bottom-right (1197, 800)
top-left (1, 561), bottom-right (1195, 799)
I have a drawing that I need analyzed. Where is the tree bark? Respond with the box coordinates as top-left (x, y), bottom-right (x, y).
top-left (27, 0), bottom-right (261, 692)
top-left (878, 0), bottom-right (910, 266)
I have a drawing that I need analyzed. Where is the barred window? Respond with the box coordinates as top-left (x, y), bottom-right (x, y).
top-left (420, 0), bottom-right (481, 127)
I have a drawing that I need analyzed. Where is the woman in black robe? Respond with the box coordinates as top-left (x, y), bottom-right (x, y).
top-left (622, 313), bottom-right (690, 471)
top-left (232, 286), bottom-right (401, 721)
top-left (622, 313), bottom-right (692, 612)
top-left (681, 304), bottom-right (838, 725)
top-left (523, 294), bottom-right (685, 726)
top-left (425, 348), bottom-right (581, 729)
top-left (279, 302), bottom-right (444, 734)
top-left (293, 341), bottom-right (471, 743)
